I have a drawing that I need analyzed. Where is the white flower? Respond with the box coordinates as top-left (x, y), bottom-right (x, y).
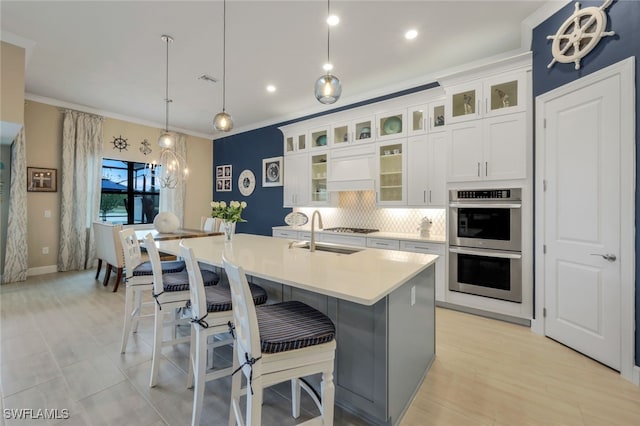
top-left (219, 201), bottom-right (226, 208)
top-left (210, 201), bottom-right (219, 208)
top-left (240, 201), bottom-right (247, 208)
top-left (231, 201), bottom-right (239, 208)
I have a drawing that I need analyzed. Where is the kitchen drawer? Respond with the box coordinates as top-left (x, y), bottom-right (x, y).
top-left (400, 240), bottom-right (445, 255)
top-left (321, 233), bottom-right (366, 247)
top-left (298, 231), bottom-right (314, 241)
top-left (273, 229), bottom-right (298, 239)
top-left (366, 238), bottom-right (400, 250)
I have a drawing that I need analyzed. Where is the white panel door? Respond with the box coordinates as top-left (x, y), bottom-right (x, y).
top-left (407, 135), bottom-right (428, 205)
top-left (447, 121), bottom-right (482, 182)
top-left (543, 73), bottom-right (621, 370)
top-left (483, 112), bottom-right (526, 180)
top-left (427, 132), bottom-right (447, 206)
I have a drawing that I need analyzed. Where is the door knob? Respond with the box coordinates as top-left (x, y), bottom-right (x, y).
top-left (590, 253), bottom-right (617, 262)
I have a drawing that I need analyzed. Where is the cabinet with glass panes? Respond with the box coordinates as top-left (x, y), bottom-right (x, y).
top-left (376, 140), bottom-right (406, 205)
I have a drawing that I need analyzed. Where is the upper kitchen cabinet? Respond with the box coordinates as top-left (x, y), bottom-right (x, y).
top-left (309, 126), bottom-right (330, 149)
top-left (376, 109), bottom-right (407, 141)
top-left (446, 70), bottom-right (528, 125)
top-left (447, 112), bottom-right (527, 182)
top-left (283, 153), bottom-right (309, 207)
top-left (408, 99), bottom-right (446, 136)
top-left (310, 151), bottom-right (337, 206)
top-left (407, 133), bottom-right (447, 207)
top-left (284, 128), bottom-right (307, 154)
top-left (331, 115), bottom-right (374, 147)
top-left (376, 139), bottom-right (407, 205)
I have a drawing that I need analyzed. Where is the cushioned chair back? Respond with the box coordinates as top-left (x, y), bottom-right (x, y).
top-left (93, 221), bottom-right (124, 267)
top-left (222, 253), bottom-right (262, 375)
top-left (219, 221), bottom-right (236, 234)
top-left (179, 242), bottom-right (208, 322)
top-left (119, 228), bottom-right (143, 279)
top-left (144, 233), bottom-right (164, 295)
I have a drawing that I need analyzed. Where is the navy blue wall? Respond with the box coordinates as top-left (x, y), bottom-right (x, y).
top-left (531, 0), bottom-right (639, 366)
top-left (213, 126), bottom-right (291, 236)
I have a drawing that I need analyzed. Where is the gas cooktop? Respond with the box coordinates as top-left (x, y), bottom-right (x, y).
top-left (323, 227), bottom-right (379, 234)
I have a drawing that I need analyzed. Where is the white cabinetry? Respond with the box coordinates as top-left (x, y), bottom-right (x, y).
top-left (321, 233), bottom-right (366, 247)
top-left (408, 99), bottom-right (446, 136)
top-left (283, 154), bottom-right (309, 207)
top-left (447, 112), bottom-right (526, 182)
top-left (272, 229), bottom-right (299, 239)
top-left (366, 238), bottom-right (400, 250)
top-left (399, 241), bottom-right (446, 302)
top-left (376, 109), bottom-right (407, 141)
top-left (284, 128), bottom-right (308, 154)
top-left (407, 133), bottom-right (447, 207)
top-left (376, 139), bottom-right (407, 205)
top-left (331, 116), bottom-right (374, 146)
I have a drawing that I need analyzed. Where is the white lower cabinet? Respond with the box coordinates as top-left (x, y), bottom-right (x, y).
top-left (399, 241), bottom-right (446, 302)
top-left (321, 233), bottom-right (366, 247)
top-left (366, 238), bottom-right (400, 250)
top-left (272, 229), bottom-right (299, 239)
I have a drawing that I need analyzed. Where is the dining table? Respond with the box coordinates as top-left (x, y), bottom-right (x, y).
top-left (134, 228), bottom-right (221, 242)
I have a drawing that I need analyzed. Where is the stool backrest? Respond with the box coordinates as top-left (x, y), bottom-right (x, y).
top-left (222, 253), bottom-right (262, 370)
top-left (93, 220), bottom-right (124, 268)
top-left (119, 228), bottom-right (143, 279)
top-left (201, 216), bottom-right (220, 232)
top-left (179, 241), bottom-right (208, 323)
top-left (144, 233), bottom-right (164, 295)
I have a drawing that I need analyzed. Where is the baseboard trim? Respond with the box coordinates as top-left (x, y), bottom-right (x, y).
top-left (27, 265), bottom-right (58, 276)
top-left (436, 301), bottom-right (531, 327)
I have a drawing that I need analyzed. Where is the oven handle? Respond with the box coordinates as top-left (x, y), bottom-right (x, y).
top-left (449, 202), bottom-right (521, 209)
top-left (449, 247), bottom-right (522, 259)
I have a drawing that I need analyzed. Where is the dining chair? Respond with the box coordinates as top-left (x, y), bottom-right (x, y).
top-left (118, 228), bottom-right (187, 353)
top-left (179, 241), bottom-right (268, 426)
top-left (93, 220), bottom-right (125, 292)
top-left (200, 216), bottom-right (220, 232)
top-left (223, 253), bottom-right (336, 426)
top-left (144, 233), bottom-right (220, 388)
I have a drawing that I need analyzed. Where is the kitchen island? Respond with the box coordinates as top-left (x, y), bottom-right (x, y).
top-left (152, 234), bottom-right (437, 425)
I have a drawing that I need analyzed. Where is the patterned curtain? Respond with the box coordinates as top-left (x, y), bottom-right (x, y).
top-left (58, 110), bottom-right (103, 271)
top-left (159, 132), bottom-right (186, 226)
top-left (2, 128), bottom-right (28, 283)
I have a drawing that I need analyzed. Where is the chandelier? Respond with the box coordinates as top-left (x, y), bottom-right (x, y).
top-left (213, 0), bottom-right (233, 132)
top-left (151, 34), bottom-right (188, 189)
top-left (314, 0), bottom-right (342, 104)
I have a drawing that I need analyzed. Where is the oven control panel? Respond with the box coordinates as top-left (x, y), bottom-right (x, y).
top-left (451, 188), bottom-right (521, 201)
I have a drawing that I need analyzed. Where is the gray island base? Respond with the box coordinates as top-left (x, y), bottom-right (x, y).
top-left (154, 234), bottom-right (436, 425)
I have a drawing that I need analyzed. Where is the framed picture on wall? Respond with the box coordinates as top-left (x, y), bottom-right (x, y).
top-left (262, 156), bottom-right (283, 187)
top-left (27, 167), bottom-right (57, 192)
top-left (216, 166), bottom-right (224, 178)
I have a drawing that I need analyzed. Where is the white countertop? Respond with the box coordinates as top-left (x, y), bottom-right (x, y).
top-left (154, 234), bottom-right (437, 306)
top-left (272, 225), bottom-right (446, 244)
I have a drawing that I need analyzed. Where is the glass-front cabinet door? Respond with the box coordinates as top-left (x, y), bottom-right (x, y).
top-left (352, 116), bottom-right (374, 143)
top-left (377, 140), bottom-right (406, 205)
top-left (408, 105), bottom-right (426, 136)
top-left (448, 83), bottom-right (482, 124)
top-left (483, 71), bottom-right (526, 117)
top-left (284, 130), bottom-right (307, 153)
top-left (310, 153), bottom-right (329, 203)
top-left (332, 123), bottom-right (350, 146)
top-left (428, 100), bottom-right (446, 132)
top-left (376, 109), bottom-right (407, 140)
top-left (309, 127), bottom-right (329, 149)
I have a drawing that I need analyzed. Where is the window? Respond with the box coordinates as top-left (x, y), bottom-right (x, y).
top-left (100, 159), bottom-right (161, 225)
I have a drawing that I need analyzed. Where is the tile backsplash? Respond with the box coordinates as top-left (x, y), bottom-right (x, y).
top-left (293, 191), bottom-right (446, 236)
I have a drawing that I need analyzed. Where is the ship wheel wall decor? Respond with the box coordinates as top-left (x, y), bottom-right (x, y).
top-left (112, 135), bottom-right (129, 151)
top-left (547, 0), bottom-right (615, 70)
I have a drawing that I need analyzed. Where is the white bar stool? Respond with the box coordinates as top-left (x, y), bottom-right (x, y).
top-left (223, 253), bottom-right (336, 426)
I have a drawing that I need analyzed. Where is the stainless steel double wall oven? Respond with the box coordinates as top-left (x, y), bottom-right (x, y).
top-left (448, 188), bottom-right (522, 303)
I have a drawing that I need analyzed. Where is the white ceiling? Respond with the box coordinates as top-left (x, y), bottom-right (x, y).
top-left (1, 1), bottom-right (554, 139)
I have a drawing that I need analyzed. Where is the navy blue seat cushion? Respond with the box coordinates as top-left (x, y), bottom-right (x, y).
top-left (256, 301), bottom-right (335, 354)
top-left (202, 283), bottom-right (267, 312)
top-left (162, 269), bottom-right (220, 292)
top-left (132, 260), bottom-right (185, 276)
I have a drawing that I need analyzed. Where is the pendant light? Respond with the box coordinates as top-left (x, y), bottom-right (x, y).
top-left (151, 34), bottom-right (188, 189)
top-left (314, 0), bottom-right (342, 104)
top-left (213, 0), bottom-right (233, 132)
top-left (158, 35), bottom-right (175, 148)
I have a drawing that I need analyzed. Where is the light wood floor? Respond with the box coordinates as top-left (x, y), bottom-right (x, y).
top-left (1, 270), bottom-right (639, 425)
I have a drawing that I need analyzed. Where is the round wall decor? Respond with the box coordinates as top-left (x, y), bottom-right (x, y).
top-left (238, 169), bottom-right (255, 196)
top-left (112, 135), bottom-right (129, 151)
top-left (546, 0), bottom-right (615, 70)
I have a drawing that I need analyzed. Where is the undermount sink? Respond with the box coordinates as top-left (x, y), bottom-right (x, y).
top-left (293, 241), bottom-right (363, 255)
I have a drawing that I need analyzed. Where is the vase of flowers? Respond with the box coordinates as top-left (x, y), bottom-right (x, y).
top-left (210, 200), bottom-right (247, 242)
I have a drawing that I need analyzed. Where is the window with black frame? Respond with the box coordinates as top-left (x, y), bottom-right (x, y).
top-left (100, 159), bottom-right (160, 224)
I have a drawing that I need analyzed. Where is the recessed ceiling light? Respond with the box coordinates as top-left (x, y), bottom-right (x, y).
top-left (327, 15), bottom-right (339, 26)
top-left (266, 85), bottom-right (276, 93)
top-left (405, 29), bottom-right (418, 40)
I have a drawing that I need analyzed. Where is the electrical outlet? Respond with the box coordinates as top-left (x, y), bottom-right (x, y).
top-left (42, 247), bottom-right (49, 255)
top-left (411, 286), bottom-right (416, 306)
top-left (44, 210), bottom-right (51, 218)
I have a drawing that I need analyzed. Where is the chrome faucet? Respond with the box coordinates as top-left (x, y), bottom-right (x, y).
top-left (310, 210), bottom-right (323, 252)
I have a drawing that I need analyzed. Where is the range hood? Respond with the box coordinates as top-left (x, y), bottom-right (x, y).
top-left (326, 145), bottom-right (375, 192)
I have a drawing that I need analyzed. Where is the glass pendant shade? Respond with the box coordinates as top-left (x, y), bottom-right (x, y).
top-left (314, 73), bottom-right (342, 104)
top-left (158, 131), bottom-right (175, 148)
top-left (213, 111), bottom-right (233, 132)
